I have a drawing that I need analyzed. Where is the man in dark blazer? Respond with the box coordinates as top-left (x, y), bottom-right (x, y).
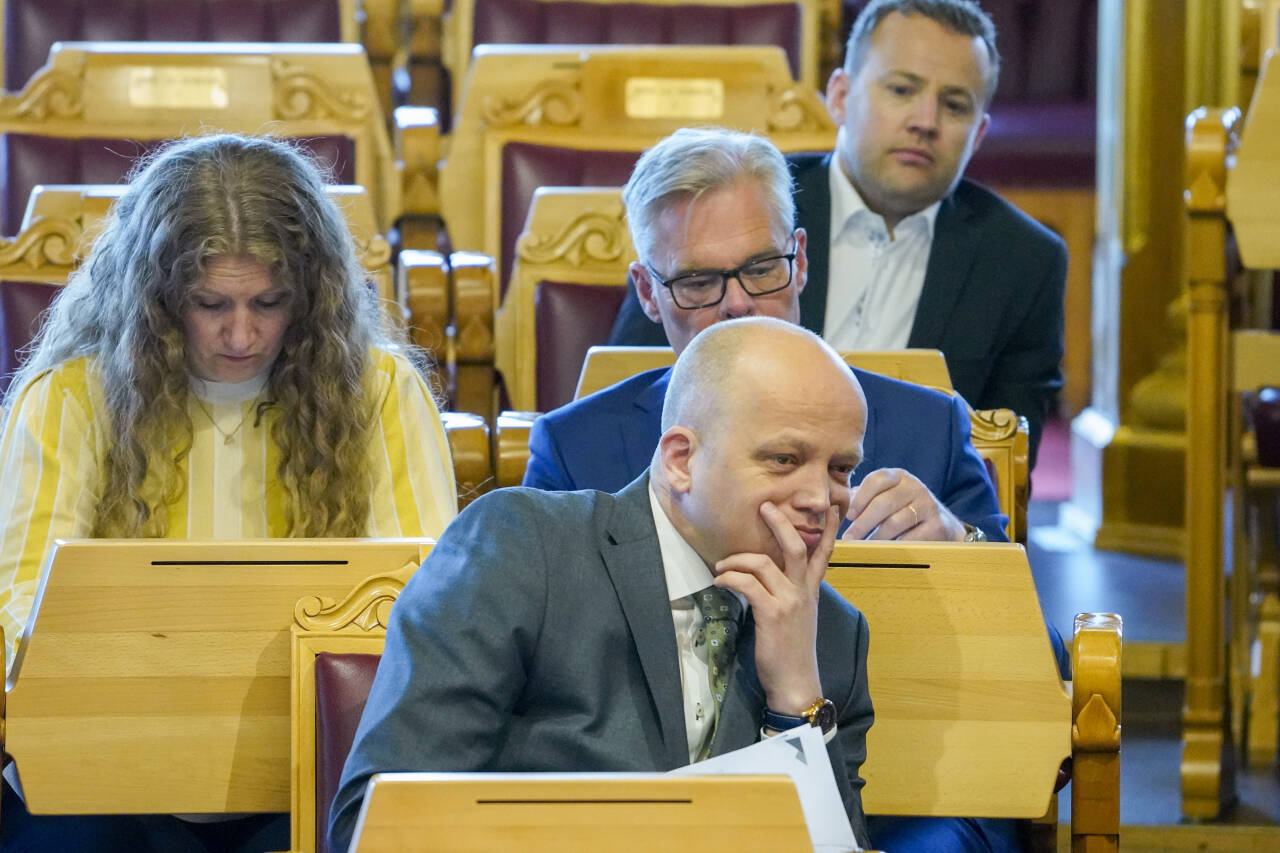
top-left (609, 0), bottom-right (1065, 466)
top-left (330, 319), bottom-right (875, 852)
top-left (571, 126), bottom-right (1005, 544)
top-left (545, 124), bottom-right (1053, 853)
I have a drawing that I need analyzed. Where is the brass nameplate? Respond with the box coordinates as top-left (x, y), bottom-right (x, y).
top-left (127, 66), bottom-right (229, 109)
top-left (624, 78), bottom-right (724, 120)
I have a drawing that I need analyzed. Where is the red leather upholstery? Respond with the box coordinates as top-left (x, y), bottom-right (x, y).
top-left (4, 0), bottom-right (344, 90)
top-left (534, 279), bottom-right (628, 411)
top-left (0, 134), bottom-right (357, 236)
top-left (471, 0), bottom-right (805, 80)
top-left (314, 651), bottom-right (381, 853)
top-left (841, 0), bottom-right (1097, 189)
top-left (0, 279), bottom-right (60, 396)
top-left (501, 142), bottom-right (640, 292)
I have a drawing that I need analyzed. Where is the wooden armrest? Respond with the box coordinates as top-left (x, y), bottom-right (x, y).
top-left (398, 249), bottom-right (449, 358)
top-left (1070, 612), bottom-right (1122, 851)
top-left (441, 411), bottom-right (492, 508)
top-left (495, 410), bottom-right (539, 488)
top-left (450, 252), bottom-right (498, 417)
top-left (395, 106), bottom-right (442, 216)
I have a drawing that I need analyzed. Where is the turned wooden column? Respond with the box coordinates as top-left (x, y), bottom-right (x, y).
top-left (1181, 105), bottom-right (1238, 819)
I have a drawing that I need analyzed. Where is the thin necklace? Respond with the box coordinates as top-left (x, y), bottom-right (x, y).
top-left (193, 396), bottom-right (254, 445)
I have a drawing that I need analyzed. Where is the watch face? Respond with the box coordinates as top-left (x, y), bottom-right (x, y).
top-left (810, 699), bottom-right (837, 732)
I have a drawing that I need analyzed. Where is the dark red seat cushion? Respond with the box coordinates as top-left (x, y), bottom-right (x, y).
top-left (535, 279), bottom-right (628, 411)
top-left (0, 133), bottom-right (356, 236)
top-left (471, 0), bottom-right (804, 80)
top-left (0, 279), bottom-right (61, 397)
top-left (501, 143), bottom-right (640, 294)
top-left (4, 0), bottom-right (344, 91)
top-left (314, 651), bottom-right (381, 853)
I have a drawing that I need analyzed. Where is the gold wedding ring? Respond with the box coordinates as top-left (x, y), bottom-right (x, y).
top-left (908, 504), bottom-right (919, 527)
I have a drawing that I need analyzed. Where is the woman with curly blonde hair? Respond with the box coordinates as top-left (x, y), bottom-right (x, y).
top-left (0, 134), bottom-right (457, 672)
top-left (0, 133), bottom-right (458, 852)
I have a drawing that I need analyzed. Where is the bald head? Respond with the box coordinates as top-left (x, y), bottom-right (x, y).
top-left (652, 317), bottom-right (868, 566)
top-left (661, 317), bottom-right (860, 435)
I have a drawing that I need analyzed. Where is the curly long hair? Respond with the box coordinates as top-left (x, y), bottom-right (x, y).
top-left (4, 133), bottom-right (401, 537)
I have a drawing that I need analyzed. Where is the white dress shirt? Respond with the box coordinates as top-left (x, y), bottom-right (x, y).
top-left (824, 150), bottom-right (940, 351)
top-left (648, 484), bottom-right (749, 763)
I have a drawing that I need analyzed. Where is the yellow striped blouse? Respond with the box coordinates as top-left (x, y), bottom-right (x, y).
top-left (0, 348), bottom-right (457, 668)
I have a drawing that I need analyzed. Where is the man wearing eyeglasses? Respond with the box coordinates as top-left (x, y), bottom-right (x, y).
top-left (608, 0), bottom-right (1066, 469)
top-left (525, 126), bottom-right (1058, 853)
top-left (525, 126), bottom-right (1007, 546)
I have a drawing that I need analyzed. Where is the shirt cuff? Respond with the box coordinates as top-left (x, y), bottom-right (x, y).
top-left (760, 722), bottom-right (838, 745)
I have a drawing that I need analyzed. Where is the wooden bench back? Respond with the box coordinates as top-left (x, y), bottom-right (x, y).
top-left (576, 346), bottom-right (954, 399)
top-left (824, 540), bottom-right (1071, 817)
top-left (3, 183), bottom-right (393, 299)
top-left (0, 41), bottom-right (400, 231)
top-left (440, 45), bottom-right (835, 286)
top-left (440, 0), bottom-right (825, 111)
top-left (4, 538), bottom-right (433, 815)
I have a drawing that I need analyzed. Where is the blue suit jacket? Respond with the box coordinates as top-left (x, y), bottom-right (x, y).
top-left (608, 153), bottom-right (1066, 466)
top-left (524, 364), bottom-right (1008, 542)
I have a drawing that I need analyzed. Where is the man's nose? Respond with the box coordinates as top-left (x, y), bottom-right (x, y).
top-left (908, 96), bottom-right (941, 136)
top-left (792, 464), bottom-right (835, 517)
top-left (718, 274), bottom-right (756, 318)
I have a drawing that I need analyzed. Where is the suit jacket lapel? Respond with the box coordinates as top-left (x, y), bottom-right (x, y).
top-left (622, 369), bottom-right (669, 478)
top-left (908, 191), bottom-right (977, 348)
top-left (600, 474), bottom-right (690, 769)
top-left (794, 153), bottom-right (833, 334)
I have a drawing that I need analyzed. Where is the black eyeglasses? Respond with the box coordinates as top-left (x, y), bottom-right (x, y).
top-left (646, 234), bottom-right (798, 309)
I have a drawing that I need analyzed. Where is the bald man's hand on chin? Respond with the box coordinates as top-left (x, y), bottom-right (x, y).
top-left (842, 468), bottom-right (967, 542)
top-left (711, 501), bottom-right (838, 716)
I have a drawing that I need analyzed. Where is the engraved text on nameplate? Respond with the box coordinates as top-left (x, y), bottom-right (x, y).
top-left (624, 78), bottom-right (724, 120)
top-left (127, 67), bottom-right (230, 109)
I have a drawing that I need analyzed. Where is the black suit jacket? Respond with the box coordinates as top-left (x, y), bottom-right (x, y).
top-left (609, 153), bottom-right (1066, 464)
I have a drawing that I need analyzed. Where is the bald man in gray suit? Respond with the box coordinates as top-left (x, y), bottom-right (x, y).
top-left (330, 318), bottom-right (875, 851)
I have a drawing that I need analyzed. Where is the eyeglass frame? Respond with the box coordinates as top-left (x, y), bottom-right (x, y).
top-left (643, 231), bottom-right (800, 310)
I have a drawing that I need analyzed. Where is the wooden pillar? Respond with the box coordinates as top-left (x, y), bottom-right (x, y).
top-left (1180, 105), bottom-right (1238, 819)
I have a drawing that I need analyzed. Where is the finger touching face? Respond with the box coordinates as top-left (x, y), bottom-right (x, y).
top-left (675, 327), bottom-right (866, 566)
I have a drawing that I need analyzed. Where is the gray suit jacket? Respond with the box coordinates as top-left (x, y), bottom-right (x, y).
top-left (329, 475), bottom-right (874, 850)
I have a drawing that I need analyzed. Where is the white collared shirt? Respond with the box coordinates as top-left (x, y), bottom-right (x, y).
top-left (824, 148), bottom-right (940, 351)
top-left (648, 484), bottom-right (748, 763)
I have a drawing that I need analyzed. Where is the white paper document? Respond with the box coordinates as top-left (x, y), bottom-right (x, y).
top-left (668, 724), bottom-right (861, 853)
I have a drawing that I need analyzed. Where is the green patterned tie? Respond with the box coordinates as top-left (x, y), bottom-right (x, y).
top-left (694, 585), bottom-right (742, 758)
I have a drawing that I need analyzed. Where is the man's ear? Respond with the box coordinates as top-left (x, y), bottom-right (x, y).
top-left (972, 112), bottom-right (990, 151)
top-left (631, 261), bottom-right (664, 324)
top-left (658, 427), bottom-right (697, 494)
top-left (825, 67), bottom-right (850, 124)
top-left (792, 227), bottom-right (809, 295)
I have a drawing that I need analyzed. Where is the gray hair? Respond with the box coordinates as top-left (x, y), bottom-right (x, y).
top-left (844, 0), bottom-right (1000, 104)
top-left (622, 127), bottom-right (795, 265)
